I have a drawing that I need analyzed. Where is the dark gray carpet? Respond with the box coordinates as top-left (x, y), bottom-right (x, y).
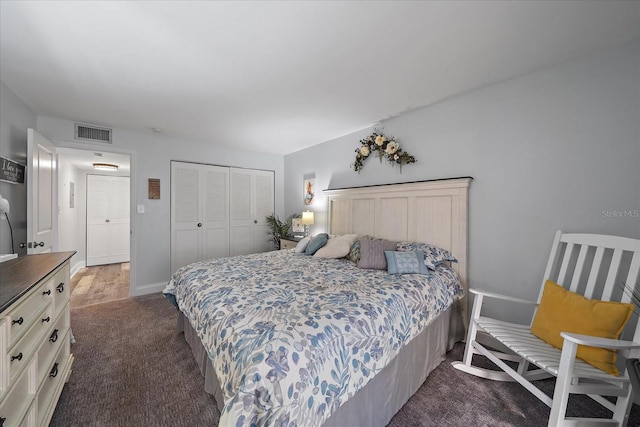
top-left (50, 294), bottom-right (639, 426)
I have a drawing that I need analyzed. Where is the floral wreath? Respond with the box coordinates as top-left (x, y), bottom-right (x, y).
top-left (352, 129), bottom-right (416, 172)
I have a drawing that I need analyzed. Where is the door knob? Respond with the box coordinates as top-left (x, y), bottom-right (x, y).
top-left (33, 241), bottom-right (44, 247)
top-left (197, 223), bottom-right (202, 227)
top-left (254, 220), bottom-right (258, 224)
top-left (105, 219), bottom-right (110, 223)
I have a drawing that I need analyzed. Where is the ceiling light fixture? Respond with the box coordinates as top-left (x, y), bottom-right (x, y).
top-left (93, 163), bottom-right (118, 171)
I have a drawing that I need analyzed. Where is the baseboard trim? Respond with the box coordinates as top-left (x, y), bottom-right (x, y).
top-left (70, 261), bottom-right (86, 279)
top-left (132, 281), bottom-right (167, 297)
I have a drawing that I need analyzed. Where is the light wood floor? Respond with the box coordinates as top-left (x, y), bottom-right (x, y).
top-left (70, 262), bottom-right (130, 308)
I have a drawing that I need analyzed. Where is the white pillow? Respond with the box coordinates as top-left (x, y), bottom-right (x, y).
top-left (294, 236), bottom-right (311, 253)
top-left (314, 234), bottom-right (358, 259)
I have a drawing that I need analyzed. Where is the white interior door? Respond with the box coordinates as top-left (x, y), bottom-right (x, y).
top-left (86, 175), bottom-right (130, 266)
top-left (107, 176), bottom-right (130, 263)
top-left (27, 128), bottom-right (57, 254)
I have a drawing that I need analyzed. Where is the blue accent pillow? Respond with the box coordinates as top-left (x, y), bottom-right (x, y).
top-left (396, 242), bottom-right (457, 270)
top-left (305, 233), bottom-right (329, 255)
top-left (385, 251), bottom-right (430, 275)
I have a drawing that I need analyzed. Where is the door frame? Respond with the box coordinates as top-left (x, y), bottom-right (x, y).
top-left (27, 129), bottom-right (57, 254)
top-left (52, 141), bottom-right (136, 297)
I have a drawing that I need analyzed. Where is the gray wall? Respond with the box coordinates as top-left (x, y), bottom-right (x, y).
top-left (284, 41), bottom-right (640, 323)
top-left (0, 81), bottom-right (37, 255)
top-left (37, 116), bottom-right (285, 295)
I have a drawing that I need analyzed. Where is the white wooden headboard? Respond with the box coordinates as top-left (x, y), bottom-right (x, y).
top-left (325, 177), bottom-right (472, 321)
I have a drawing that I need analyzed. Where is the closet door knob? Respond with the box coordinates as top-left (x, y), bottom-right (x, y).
top-left (105, 219), bottom-right (110, 223)
top-left (254, 220), bottom-right (258, 224)
top-left (197, 223), bottom-right (202, 227)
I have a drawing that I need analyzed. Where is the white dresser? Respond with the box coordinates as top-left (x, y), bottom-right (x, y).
top-left (0, 252), bottom-right (75, 427)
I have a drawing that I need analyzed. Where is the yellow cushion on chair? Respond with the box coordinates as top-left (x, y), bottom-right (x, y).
top-left (531, 280), bottom-right (634, 376)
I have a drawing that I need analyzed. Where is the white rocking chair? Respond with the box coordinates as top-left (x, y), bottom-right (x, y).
top-left (453, 231), bottom-right (640, 426)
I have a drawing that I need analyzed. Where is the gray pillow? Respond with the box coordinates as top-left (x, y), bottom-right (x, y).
top-left (305, 233), bottom-right (329, 255)
top-left (357, 239), bottom-right (397, 269)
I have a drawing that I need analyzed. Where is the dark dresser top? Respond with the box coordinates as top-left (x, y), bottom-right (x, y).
top-left (0, 252), bottom-right (75, 313)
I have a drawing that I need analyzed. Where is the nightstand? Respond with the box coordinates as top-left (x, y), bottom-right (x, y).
top-left (280, 238), bottom-right (300, 250)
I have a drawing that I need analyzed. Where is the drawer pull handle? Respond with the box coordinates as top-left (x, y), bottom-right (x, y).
top-left (11, 317), bottom-right (23, 325)
top-left (11, 352), bottom-right (23, 362)
top-left (0, 416), bottom-right (5, 426)
top-left (57, 283), bottom-right (65, 293)
top-left (50, 329), bottom-right (59, 342)
top-left (43, 289), bottom-right (52, 295)
top-left (42, 316), bottom-right (51, 323)
top-left (49, 363), bottom-right (59, 378)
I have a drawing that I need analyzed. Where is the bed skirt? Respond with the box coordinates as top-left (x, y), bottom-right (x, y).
top-left (177, 303), bottom-right (463, 426)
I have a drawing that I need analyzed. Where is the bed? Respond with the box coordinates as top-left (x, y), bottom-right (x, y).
top-left (165, 177), bottom-right (471, 426)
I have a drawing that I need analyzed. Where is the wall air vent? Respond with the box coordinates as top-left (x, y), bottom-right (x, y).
top-left (74, 123), bottom-right (113, 143)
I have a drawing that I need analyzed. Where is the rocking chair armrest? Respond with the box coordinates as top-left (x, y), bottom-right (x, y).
top-left (560, 332), bottom-right (640, 350)
top-left (469, 288), bottom-right (538, 306)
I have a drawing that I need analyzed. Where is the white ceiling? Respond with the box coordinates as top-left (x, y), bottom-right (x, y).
top-left (57, 148), bottom-right (130, 174)
top-left (1, 1), bottom-right (639, 155)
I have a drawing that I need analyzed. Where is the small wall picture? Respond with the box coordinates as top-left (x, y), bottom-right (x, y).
top-left (304, 178), bottom-right (315, 205)
top-left (148, 178), bottom-right (160, 199)
top-left (292, 218), bottom-right (304, 234)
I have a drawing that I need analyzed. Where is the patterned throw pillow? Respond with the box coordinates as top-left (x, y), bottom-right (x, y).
top-left (305, 233), bottom-right (329, 255)
top-left (346, 235), bottom-right (375, 264)
top-left (397, 242), bottom-right (457, 270)
top-left (384, 251), bottom-right (430, 275)
top-left (357, 239), bottom-right (397, 269)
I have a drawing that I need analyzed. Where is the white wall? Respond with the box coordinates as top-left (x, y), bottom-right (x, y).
top-left (57, 156), bottom-right (82, 270)
top-left (0, 81), bottom-right (37, 255)
top-left (284, 41), bottom-right (640, 323)
top-left (38, 118), bottom-right (285, 295)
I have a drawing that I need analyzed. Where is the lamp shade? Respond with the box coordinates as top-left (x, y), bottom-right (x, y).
top-left (301, 210), bottom-right (314, 225)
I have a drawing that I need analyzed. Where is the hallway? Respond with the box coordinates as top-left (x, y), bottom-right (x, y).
top-left (70, 262), bottom-right (129, 308)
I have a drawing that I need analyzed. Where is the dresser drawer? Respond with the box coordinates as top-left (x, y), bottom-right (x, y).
top-left (6, 306), bottom-right (52, 387)
top-left (0, 359), bottom-right (35, 427)
top-left (6, 281), bottom-right (52, 348)
top-left (36, 306), bottom-right (69, 385)
top-left (37, 330), bottom-right (72, 427)
top-left (52, 263), bottom-right (70, 318)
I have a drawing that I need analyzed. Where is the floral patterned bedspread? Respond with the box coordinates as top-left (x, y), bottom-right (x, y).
top-left (166, 250), bottom-right (463, 427)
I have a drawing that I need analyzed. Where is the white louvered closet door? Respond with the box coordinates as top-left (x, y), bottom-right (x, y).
top-left (171, 162), bottom-right (273, 273)
top-left (171, 162), bottom-right (202, 273)
top-left (229, 168), bottom-right (274, 256)
top-left (252, 170), bottom-right (275, 253)
top-left (203, 167), bottom-right (230, 260)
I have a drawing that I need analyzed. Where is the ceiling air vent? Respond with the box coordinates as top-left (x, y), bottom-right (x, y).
top-left (74, 123), bottom-right (112, 143)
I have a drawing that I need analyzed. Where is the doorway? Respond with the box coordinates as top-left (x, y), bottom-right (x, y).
top-left (56, 147), bottom-right (132, 306)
